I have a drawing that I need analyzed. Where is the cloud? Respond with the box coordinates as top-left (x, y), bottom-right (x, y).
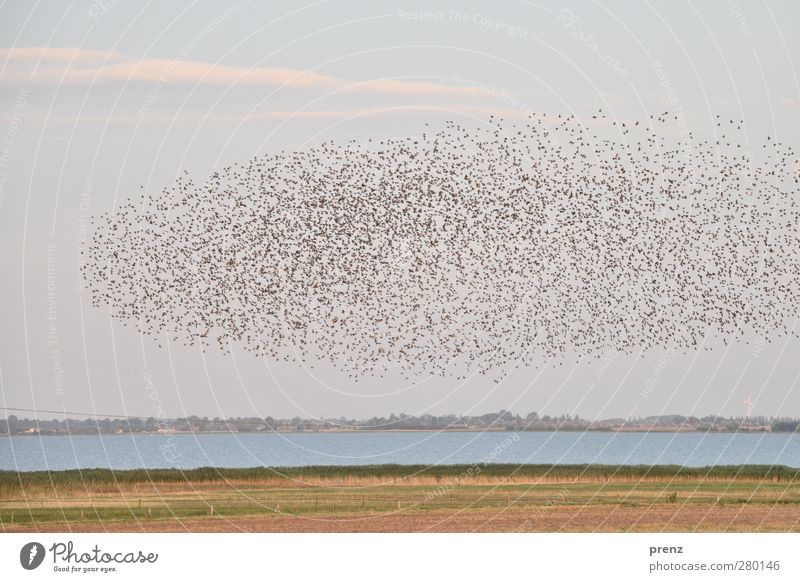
top-left (0, 46), bottom-right (124, 64)
top-left (6, 106), bottom-right (622, 126)
top-left (0, 107), bottom-right (501, 125)
top-left (353, 78), bottom-right (480, 97)
top-left (60, 59), bottom-right (341, 88)
top-left (0, 46), bottom-right (481, 97)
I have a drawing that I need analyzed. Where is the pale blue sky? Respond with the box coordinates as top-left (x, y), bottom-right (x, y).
top-left (1, 0), bottom-right (799, 421)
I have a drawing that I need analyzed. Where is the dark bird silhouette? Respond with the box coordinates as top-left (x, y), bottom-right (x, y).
top-left (83, 114), bottom-right (800, 380)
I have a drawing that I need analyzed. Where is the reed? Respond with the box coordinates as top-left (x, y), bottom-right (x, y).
top-left (2, 463), bottom-right (798, 495)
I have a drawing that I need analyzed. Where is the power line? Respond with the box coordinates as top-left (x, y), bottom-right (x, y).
top-left (0, 406), bottom-right (155, 420)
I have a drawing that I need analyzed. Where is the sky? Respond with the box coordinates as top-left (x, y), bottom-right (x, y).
top-left (1, 0), bottom-right (800, 421)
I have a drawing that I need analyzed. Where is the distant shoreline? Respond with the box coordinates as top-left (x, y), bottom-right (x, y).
top-left (4, 412), bottom-right (792, 436)
top-left (1, 426), bottom-right (787, 437)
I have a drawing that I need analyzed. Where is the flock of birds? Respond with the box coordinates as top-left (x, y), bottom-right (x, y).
top-left (84, 113), bottom-right (800, 380)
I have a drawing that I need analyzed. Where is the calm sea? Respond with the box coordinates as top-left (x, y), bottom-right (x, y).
top-left (2, 431), bottom-right (799, 471)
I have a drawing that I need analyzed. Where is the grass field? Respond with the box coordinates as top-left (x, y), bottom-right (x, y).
top-left (2, 464), bottom-right (799, 532)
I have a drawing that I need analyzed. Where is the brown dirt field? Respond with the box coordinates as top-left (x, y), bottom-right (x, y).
top-left (6, 504), bottom-right (800, 533)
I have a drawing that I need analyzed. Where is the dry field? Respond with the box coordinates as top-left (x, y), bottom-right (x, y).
top-left (2, 465), bottom-right (798, 532)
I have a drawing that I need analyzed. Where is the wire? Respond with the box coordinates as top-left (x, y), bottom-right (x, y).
top-left (0, 406), bottom-right (154, 420)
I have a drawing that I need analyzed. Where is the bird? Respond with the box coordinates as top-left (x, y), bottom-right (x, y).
top-left (82, 112), bottom-right (800, 382)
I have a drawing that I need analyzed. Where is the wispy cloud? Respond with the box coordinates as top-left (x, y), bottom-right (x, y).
top-left (2, 106), bottom-right (626, 126)
top-left (0, 46), bottom-right (124, 63)
top-left (55, 59), bottom-right (341, 88)
top-left (0, 46), bottom-right (481, 97)
top-left (0, 107), bottom-right (481, 124)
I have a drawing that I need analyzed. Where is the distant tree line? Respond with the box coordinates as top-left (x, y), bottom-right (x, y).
top-left (1, 411), bottom-right (798, 435)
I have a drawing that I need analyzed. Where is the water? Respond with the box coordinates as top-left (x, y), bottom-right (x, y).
top-left (2, 431), bottom-right (798, 471)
